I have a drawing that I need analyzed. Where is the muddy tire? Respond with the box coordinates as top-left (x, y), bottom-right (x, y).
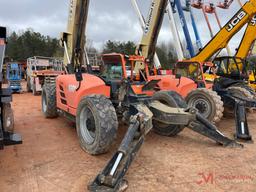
top-left (2, 103), bottom-right (14, 133)
top-left (186, 88), bottom-right (224, 123)
top-left (226, 86), bottom-right (253, 99)
top-left (228, 84), bottom-right (255, 99)
top-left (76, 95), bottom-right (118, 155)
top-left (42, 81), bottom-right (58, 118)
top-left (152, 91), bottom-right (187, 136)
top-left (225, 86), bottom-right (254, 116)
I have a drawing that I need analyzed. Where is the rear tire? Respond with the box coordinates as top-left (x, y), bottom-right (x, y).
top-left (42, 81), bottom-right (58, 118)
top-left (76, 95), bottom-right (118, 155)
top-left (152, 91), bottom-right (187, 136)
top-left (186, 88), bottom-right (224, 123)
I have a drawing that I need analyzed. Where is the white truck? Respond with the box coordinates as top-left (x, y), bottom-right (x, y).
top-left (26, 56), bottom-right (64, 95)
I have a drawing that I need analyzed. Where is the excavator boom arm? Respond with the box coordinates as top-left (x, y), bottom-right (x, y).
top-left (236, 15), bottom-right (256, 58)
top-left (190, 0), bottom-right (256, 62)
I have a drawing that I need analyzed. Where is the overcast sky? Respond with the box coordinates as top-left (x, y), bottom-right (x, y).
top-left (0, 0), bottom-right (248, 54)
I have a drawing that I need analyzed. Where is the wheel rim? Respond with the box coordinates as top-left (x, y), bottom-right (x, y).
top-left (79, 106), bottom-right (96, 145)
top-left (189, 97), bottom-right (211, 118)
top-left (42, 92), bottom-right (47, 113)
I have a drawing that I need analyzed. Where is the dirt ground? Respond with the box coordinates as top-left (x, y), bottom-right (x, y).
top-left (1, 83), bottom-right (256, 192)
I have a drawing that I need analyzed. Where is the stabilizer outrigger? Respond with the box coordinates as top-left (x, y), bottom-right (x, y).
top-left (88, 89), bottom-right (242, 192)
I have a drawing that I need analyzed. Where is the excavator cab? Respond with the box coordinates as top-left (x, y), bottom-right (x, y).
top-left (213, 56), bottom-right (248, 80)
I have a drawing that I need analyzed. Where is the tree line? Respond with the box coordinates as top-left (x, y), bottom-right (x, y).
top-left (6, 29), bottom-right (63, 61)
top-left (6, 29), bottom-right (178, 69)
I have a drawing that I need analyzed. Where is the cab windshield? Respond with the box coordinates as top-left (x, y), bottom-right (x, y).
top-left (176, 62), bottom-right (202, 80)
top-left (213, 57), bottom-right (242, 75)
top-left (101, 55), bottom-right (124, 80)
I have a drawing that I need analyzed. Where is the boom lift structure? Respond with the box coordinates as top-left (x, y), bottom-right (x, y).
top-left (178, 0), bottom-right (203, 51)
top-left (131, 0), bottom-right (184, 60)
top-left (0, 27), bottom-right (22, 149)
top-left (172, 0), bottom-right (196, 57)
top-left (187, 0), bottom-right (256, 62)
top-left (131, 0), bottom-right (187, 61)
top-left (204, 2), bottom-right (232, 55)
top-left (191, 0), bottom-right (232, 55)
top-left (186, 0), bottom-right (203, 50)
top-left (41, 0), bottom-right (241, 191)
top-left (130, 0), bottom-right (162, 67)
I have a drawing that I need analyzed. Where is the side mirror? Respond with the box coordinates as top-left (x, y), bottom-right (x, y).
top-left (175, 73), bottom-right (181, 87)
top-left (175, 73), bottom-right (181, 79)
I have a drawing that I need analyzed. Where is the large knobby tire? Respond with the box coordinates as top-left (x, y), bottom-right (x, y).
top-left (186, 88), bottom-right (224, 124)
top-left (224, 86), bottom-right (253, 117)
top-left (76, 95), bottom-right (118, 155)
top-left (152, 91), bottom-right (187, 137)
top-left (42, 82), bottom-right (58, 118)
top-left (226, 86), bottom-right (253, 99)
top-left (229, 84), bottom-right (255, 99)
top-left (2, 103), bottom-right (14, 133)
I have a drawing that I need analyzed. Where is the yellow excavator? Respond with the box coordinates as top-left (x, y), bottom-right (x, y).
top-left (174, 1), bottom-right (256, 97)
top-left (211, 14), bottom-right (256, 91)
top-left (173, 0), bottom-right (256, 143)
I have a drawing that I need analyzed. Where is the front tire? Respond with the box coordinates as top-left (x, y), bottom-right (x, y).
top-left (186, 88), bottom-right (224, 123)
top-left (76, 95), bottom-right (118, 155)
top-left (41, 81), bottom-right (58, 118)
top-left (152, 91), bottom-right (187, 136)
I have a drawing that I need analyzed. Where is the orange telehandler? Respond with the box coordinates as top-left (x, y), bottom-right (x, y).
top-left (41, 0), bottom-right (241, 191)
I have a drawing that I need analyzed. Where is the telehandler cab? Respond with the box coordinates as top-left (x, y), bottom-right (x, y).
top-left (41, 1), bottom-right (243, 191)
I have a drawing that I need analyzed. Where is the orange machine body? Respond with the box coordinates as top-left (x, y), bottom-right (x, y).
top-left (56, 74), bottom-right (110, 116)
